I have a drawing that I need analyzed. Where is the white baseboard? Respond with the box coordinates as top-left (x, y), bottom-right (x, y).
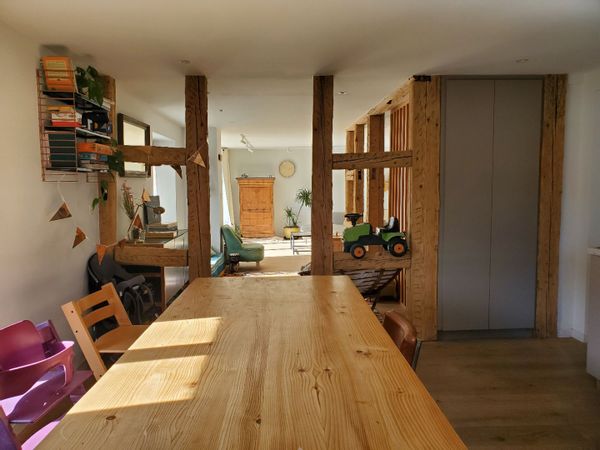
top-left (559, 327), bottom-right (586, 342)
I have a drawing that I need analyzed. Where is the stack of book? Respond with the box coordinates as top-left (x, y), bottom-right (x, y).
top-left (48, 106), bottom-right (81, 127)
top-left (146, 222), bottom-right (178, 239)
top-left (77, 141), bottom-right (113, 171)
top-left (41, 56), bottom-right (76, 92)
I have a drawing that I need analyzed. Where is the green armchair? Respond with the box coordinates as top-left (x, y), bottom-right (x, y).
top-left (221, 225), bottom-right (265, 264)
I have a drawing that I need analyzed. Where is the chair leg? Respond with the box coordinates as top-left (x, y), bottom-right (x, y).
top-left (256, 261), bottom-right (260, 267)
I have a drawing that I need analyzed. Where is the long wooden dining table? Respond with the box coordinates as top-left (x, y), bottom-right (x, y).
top-left (39, 276), bottom-right (465, 449)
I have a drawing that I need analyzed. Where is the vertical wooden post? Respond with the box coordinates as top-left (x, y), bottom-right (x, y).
top-left (99, 76), bottom-right (117, 246)
top-left (311, 75), bottom-right (334, 275)
top-left (536, 74), bottom-right (566, 338)
top-left (345, 130), bottom-right (355, 214)
top-left (354, 124), bottom-right (365, 220)
top-left (185, 75), bottom-right (211, 280)
top-left (366, 114), bottom-right (385, 226)
top-left (408, 76), bottom-right (441, 341)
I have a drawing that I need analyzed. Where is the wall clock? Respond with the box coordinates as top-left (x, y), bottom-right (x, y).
top-left (279, 160), bottom-right (295, 178)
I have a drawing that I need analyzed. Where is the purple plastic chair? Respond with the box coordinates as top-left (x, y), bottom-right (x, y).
top-left (0, 320), bottom-right (92, 447)
top-left (1, 406), bottom-right (59, 450)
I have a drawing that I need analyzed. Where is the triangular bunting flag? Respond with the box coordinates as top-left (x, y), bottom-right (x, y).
top-left (141, 188), bottom-right (151, 203)
top-left (132, 214), bottom-right (143, 230)
top-left (171, 165), bottom-right (183, 178)
top-left (187, 151), bottom-right (206, 167)
top-left (50, 202), bottom-right (72, 221)
top-left (96, 244), bottom-right (108, 264)
top-left (72, 227), bottom-right (86, 248)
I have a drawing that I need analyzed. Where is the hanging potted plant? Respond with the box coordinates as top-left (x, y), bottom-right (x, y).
top-left (283, 188), bottom-right (312, 239)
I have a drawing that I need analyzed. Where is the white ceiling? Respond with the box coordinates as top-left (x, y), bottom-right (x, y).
top-left (2, 0), bottom-right (599, 149)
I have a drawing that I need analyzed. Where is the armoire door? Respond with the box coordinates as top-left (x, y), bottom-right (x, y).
top-left (439, 78), bottom-right (542, 331)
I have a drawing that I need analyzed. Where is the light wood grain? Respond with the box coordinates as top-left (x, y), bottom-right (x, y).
top-left (354, 124), bottom-right (365, 218)
top-left (114, 246), bottom-right (188, 267)
top-left (311, 75), bottom-right (334, 275)
top-left (98, 77), bottom-right (117, 248)
top-left (366, 114), bottom-right (385, 227)
top-left (345, 130), bottom-right (355, 214)
top-left (41, 276), bottom-right (464, 449)
top-left (334, 251), bottom-right (411, 271)
top-left (237, 177), bottom-right (275, 237)
top-left (185, 75), bottom-right (211, 279)
top-left (118, 145), bottom-right (187, 166)
top-left (333, 151), bottom-right (412, 170)
top-left (535, 74), bottom-right (567, 338)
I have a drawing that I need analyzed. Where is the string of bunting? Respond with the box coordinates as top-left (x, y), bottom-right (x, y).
top-left (50, 176), bottom-right (148, 264)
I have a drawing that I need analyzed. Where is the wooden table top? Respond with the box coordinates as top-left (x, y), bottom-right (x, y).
top-left (40, 276), bottom-right (464, 449)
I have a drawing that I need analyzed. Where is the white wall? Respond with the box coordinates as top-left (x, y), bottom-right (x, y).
top-left (228, 148), bottom-right (345, 236)
top-left (0, 24), bottom-right (100, 341)
top-left (0, 23), bottom-right (184, 346)
top-left (558, 67), bottom-right (600, 341)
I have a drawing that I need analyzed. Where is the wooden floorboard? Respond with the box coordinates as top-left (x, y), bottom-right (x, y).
top-left (417, 338), bottom-right (600, 449)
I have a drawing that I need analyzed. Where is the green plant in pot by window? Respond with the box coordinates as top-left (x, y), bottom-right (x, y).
top-left (283, 188), bottom-right (312, 239)
top-left (75, 65), bottom-right (105, 105)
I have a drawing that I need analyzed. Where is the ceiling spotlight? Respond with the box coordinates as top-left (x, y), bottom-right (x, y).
top-left (337, 91), bottom-right (348, 95)
top-left (219, 109), bottom-right (224, 112)
top-left (240, 134), bottom-right (255, 153)
top-left (516, 58), bottom-right (529, 63)
top-left (179, 59), bottom-right (191, 64)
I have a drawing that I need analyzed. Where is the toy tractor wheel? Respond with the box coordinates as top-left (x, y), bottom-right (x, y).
top-left (350, 244), bottom-right (366, 259)
top-left (388, 238), bottom-right (407, 257)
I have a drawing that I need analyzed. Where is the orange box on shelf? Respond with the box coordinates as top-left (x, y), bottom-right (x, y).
top-left (77, 142), bottom-right (113, 156)
top-left (41, 56), bottom-right (76, 92)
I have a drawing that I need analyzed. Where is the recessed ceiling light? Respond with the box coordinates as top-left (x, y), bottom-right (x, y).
top-left (516, 58), bottom-right (529, 63)
top-left (337, 91), bottom-right (348, 95)
top-left (219, 109), bottom-right (223, 112)
top-left (179, 59), bottom-right (191, 64)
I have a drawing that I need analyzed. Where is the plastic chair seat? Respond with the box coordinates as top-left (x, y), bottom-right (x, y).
top-left (1, 368), bottom-right (90, 424)
top-left (95, 325), bottom-right (148, 353)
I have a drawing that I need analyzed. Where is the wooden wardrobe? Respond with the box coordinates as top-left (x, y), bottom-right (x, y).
top-left (237, 177), bottom-right (275, 237)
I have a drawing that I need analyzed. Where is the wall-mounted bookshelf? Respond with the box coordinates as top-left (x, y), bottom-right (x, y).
top-left (36, 58), bottom-right (115, 182)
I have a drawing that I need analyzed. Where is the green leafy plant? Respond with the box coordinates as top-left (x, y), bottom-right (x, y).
top-left (284, 207), bottom-right (298, 227)
top-left (75, 65), bottom-right (105, 105)
top-left (91, 179), bottom-right (109, 210)
top-left (284, 188), bottom-right (312, 228)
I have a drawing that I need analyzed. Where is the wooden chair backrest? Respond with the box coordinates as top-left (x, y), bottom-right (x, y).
top-left (383, 310), bottom-right (420, 369)
top-left (62, 283), bottom-right (130, 380)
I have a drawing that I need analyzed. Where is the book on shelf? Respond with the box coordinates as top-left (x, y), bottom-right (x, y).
top-left (147, 222), bottom-right (178, 231)
top-left (145, 230), bottom-right (178, 240)
top-left (78, 161), bottom-right (109, 170)
top-left (41, 56), bottom-right (76, 92)
top-left (78, 152), bottom-right (108, 162)
top-left (48, 106), bottom-right (81, 127)
top-left (76, 142), bottom-right (113, 156)
top-left (47, 132), bottom-right (76, 168)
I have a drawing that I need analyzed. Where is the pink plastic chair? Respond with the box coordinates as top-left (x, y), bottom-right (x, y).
top-left (0, 320), bottom-right (92, 447)
top-left (1, 406), bottom-right (59, 450)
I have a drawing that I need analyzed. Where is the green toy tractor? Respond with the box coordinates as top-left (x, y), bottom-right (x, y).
top-left (343, 213), bottom-right (408, 259)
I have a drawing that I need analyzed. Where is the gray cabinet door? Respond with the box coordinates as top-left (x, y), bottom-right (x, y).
top-left (489, 80), bottom-right (542, 329)
top-left (439, 78), bottom-right (541, 331)
top-left (439, 79), bottom-right (495, 330)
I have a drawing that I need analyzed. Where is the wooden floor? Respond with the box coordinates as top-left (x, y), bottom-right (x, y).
top-left (417, 338), bottom-right (600, 449)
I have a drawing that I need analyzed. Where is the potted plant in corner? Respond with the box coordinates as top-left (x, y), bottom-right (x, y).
top-left (283, 188), bottom-right (312, 240)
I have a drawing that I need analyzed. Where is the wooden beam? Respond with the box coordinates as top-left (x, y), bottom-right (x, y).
top-left (334, 252), bottom-right (411, 271)
top-left (354, 124), bottom-right (365, 219)
top-left (407, 77), bottom-right (441, 341)
top-left (311, 75), bottom-right (334, 275)
top-left (348, 83), bottom-right (411, 130)
top-left (333, 151), bottom-right (413, 170)
top-left (536, 74), bottom-right (566, 338)
top-left (366, 114), bottom-right (385, 226)
top-left (118, 145), bottom-right (187, 166)
top-left (114, 246), bottom-right (188, 267)
top-left (185, 75), bottom-right (211, 279)
top-left (345, 130), bottom-right (355, 214)
top-left (98, 76), bottom-right (117, 247)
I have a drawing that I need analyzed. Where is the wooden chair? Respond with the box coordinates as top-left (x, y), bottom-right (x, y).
top-left (62, 283), bottom-right (148, 380)
top-left (382, 310), bottom-right (421, 370)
